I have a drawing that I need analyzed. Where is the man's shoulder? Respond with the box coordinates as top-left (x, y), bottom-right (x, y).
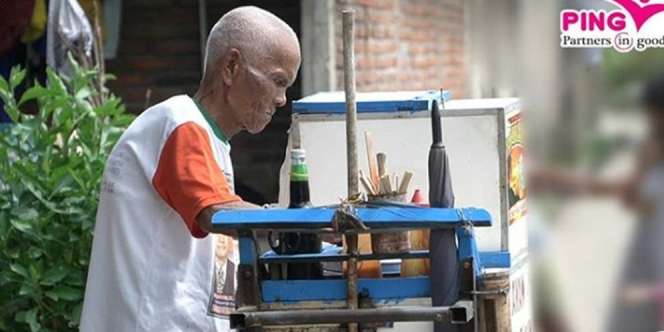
top-left (141, 95), bottom-right (199, 123)
top-left (122, 95), bottom-right (204, 139)
top-left (154, 94), bottom-right (196, 110)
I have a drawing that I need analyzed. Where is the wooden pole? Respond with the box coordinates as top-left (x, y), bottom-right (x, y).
top-left (342, 9), bottom-right (359, 332)
top-left (343, 10), bottom-right (359, 198)
top-left (197, 0), bottom-right (208, 75)
top-left (91, 0), bottom-right (105, 107)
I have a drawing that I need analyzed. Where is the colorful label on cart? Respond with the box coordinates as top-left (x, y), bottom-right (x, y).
top-left (511, 262), bottom-right (534, 332)
top-left (506, 112), bottom-right (527, 226)
top-left (208, 235), bottom-right (238, 318)
top-left (506, 108), bottom-right (533, 332)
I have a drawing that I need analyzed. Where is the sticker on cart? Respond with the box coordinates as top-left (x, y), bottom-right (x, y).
top-left (511, 273), bottom-right (527, 315)
top-left (506, 111), bottom-right (527, 225)
top-left (208, 235), bottom-right (238, 318)
top-left (510, 263), bottom-right (533, 332)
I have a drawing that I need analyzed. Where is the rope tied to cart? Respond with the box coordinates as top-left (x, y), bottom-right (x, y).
top-left (456, 208), bottom-right (475, 235)
top-left (332, 193), bottom-right (368, 233)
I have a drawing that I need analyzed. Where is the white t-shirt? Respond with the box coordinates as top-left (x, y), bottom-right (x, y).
top-left (81, 95), bottom-right (242, 331)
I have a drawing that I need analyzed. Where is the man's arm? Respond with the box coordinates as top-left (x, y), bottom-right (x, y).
top-left (528, 139), bottom-right (660, 214)
top-left (528, 166), bottom-right (626, 196)
top-left (619, 139), bottom-right (660, 213)
top-left (196, 201), bottom-right (261, 236)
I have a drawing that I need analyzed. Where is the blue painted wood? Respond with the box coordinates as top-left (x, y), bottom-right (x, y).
top-left (260, 246), bottom-right (345, 262)
top-left (239, 237), bottom-right (256, 266)
top-left (258, 248), bottom-right (510, 269)
top-left (211, 207), bottom-right (491, 231)
top-left (261, 277), bottom-right (431, 302)
top-left (479, 251), bottom-right (511, 269)
top-left (358, 277), bottom-right (431, 299)
top-left (456, 226), bottom-right (482, 278)
top-left (293, 90), bottom-right (451, 114)
top-left (262, 279), bottom-right (345, 302)
top-left (294, 100), bottom-right (430, 114)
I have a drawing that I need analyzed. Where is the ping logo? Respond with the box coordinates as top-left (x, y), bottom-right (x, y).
top-left (560, 0), bottom-right (664, 52)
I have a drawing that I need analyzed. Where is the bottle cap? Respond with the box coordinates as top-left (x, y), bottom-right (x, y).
top-left (290, 148), bottom-right (308, 180)
top-left (291, 148), bottom-right (306, 163)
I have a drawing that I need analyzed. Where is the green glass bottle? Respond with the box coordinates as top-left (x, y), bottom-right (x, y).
top-left (286, 149), bottom-right (322, 279)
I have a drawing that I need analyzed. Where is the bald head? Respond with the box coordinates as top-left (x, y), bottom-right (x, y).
top-left (195, 6), bottom-right (300, 137)
top-left (203, 6), bottom-right (300, 81)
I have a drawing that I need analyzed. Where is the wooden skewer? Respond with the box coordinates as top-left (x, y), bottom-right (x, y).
top-left (380, 175), bottom-right (392, 194)
top-left (360, 175), bottom-right (377, 195)
top-left (377, 153), bottom-right (387, 178)
top-left (398, 171), bottom-right (413, 194)
top-left (394, 173), bottom-right (399, 193)
top-left (359, 170), bottom-right (377, 195)
top-left (365, 132), bottom-right (380, 193)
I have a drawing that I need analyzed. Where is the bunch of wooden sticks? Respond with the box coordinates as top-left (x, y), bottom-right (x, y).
top-left (360, 131), bottom-right (413, 196)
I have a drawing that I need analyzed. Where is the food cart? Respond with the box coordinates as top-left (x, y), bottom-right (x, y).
top-left (210, 91), bottom-right (531, 332)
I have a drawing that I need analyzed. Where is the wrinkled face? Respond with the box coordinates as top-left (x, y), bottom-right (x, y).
top-left (228, 43), bottom-right (300, 134)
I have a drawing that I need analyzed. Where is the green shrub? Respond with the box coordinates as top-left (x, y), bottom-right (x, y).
top-left (0, 60), bottom-right (134, 331)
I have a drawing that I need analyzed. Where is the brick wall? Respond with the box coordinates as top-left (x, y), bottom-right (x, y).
top-left (334, 0), bottom-right (467, 97)
top-left (106, 1), bottom-right (202, 113)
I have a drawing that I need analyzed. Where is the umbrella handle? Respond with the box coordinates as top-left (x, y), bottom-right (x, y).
top-left (431, 100), bottom-right (443, 145)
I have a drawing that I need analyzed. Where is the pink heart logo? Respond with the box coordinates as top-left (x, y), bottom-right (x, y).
top-left (611, 0), bottom-right (664, 31)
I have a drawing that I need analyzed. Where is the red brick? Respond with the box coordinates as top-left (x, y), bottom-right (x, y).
top-left (115, 39), bottom-right (149, 55)
top-left (374, 56), bottom-right (397, 69)
top-left (123, 9), bottom-right (198, 27)
top-left (357, 56), bottom-right (374, 69)
top-left (150, 40), bottom-right (200, 55)
top-left (370, 39), bottom-right (398, 54)
top-left (367, 9), bottom-right (394, 23)
top-left (124, 55), bottom-right (199, 71)
top-left (127, 23), bottom-right (199, 40)
top-left (335, 0), bottom-right (467, 94)
top-left (113, 72), bottom-right (154, 86)
top-left (355, 24), bottom-right (369, 38)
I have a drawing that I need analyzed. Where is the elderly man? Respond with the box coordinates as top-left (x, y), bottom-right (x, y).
top-left (80, 6), bottom-right (300, 331)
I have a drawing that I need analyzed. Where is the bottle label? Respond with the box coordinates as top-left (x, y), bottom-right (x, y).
top-left (290, 164), bottom-right (308, 182)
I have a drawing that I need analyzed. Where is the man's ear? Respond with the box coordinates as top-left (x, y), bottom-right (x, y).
top-left (222, 48), bottom-right (241, 86)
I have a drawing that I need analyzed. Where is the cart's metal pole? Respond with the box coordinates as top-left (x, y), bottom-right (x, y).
top-left (230, 302), bottom-right (474, 329)
top-left (342, 9), bottom-right (359, 332)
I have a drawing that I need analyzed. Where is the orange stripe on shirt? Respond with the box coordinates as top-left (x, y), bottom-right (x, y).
top-left (152, 122), bottom-right (241, 238)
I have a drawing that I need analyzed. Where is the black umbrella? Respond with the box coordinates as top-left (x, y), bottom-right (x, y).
top-left (428, 99), bottom-right (459, 332)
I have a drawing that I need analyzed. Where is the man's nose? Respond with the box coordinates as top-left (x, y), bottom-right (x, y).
top-left (275, 91), bottom-right (287, 108)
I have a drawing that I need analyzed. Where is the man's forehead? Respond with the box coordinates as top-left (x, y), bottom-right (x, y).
top-left (262, 47), bottom-right (300, 77)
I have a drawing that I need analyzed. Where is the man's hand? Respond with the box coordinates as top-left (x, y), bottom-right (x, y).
top-left (196, 201), bottom-right (261, 236)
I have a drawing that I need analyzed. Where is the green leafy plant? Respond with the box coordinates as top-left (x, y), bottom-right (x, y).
top-left (0, 59), bottom-right (134, 331)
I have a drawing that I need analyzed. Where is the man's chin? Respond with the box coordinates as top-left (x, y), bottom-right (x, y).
top-left (245, 123), bottom-right (269, 134)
